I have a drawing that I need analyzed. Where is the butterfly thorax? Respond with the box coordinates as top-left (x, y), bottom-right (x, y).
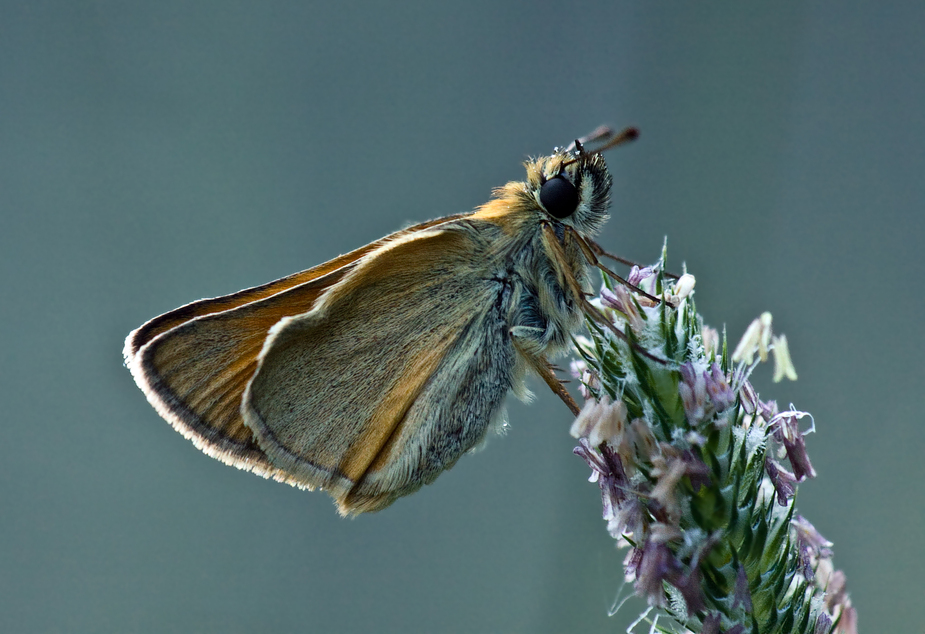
top-left (467, 150), bottom-right (613, 359)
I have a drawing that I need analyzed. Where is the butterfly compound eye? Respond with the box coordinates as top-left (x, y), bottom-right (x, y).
top-left (539, 175), bottom-right (579, 219)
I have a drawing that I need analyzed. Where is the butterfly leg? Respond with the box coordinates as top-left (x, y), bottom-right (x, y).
top-left (583, 237), bottom-right (681, 280)
top-left (563, 227), bottom-right (663, 304)
top-left (540, 223), bottom-right (670, 366)
top-left (510, 334), bottom-right (581, 415)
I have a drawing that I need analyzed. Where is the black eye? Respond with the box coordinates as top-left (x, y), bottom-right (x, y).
top-left (539, 175), bottom-right (579, 219)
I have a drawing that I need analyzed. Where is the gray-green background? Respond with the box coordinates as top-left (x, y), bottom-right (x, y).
top-left (2, 2), bottom-right (920, 632)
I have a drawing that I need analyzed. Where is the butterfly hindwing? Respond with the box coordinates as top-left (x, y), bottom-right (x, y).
top-left (242, 219), bottom-right (522, 514)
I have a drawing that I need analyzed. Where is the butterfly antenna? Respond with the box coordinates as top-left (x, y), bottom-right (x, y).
top-left (563, 126), bottom-right (639, 165)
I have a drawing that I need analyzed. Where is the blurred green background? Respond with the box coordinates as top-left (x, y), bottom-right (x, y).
top-left (1, 2), bottom-right (920, 632)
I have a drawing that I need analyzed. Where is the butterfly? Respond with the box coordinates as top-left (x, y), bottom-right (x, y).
top-left (124, 126), bottom-right (656, 515)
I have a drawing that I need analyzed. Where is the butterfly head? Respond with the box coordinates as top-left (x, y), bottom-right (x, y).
top-left (526, 147), bottom-right (613, 237)
top-left (473, 126), bottom-right (636, 238)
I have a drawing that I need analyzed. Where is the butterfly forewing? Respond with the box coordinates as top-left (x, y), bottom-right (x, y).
top-left (124, 213), bottom-right (471, 359)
